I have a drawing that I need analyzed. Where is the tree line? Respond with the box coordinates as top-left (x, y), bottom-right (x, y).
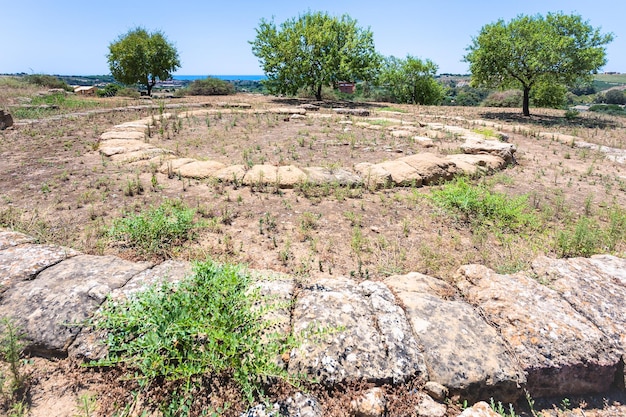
top-left (107, 11), bottom-right (613, 116)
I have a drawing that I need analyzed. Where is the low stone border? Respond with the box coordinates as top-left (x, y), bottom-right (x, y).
top-left (97, 106), bottom-right (517, 189)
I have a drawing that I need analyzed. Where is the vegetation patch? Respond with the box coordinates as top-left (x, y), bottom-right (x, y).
top-left (108, 199), bottom-right (199, 258)
top-left (185, 77), bottom-right (235, 96)
top-left (429, 177), bottom-right (537, 231)
top-left (94, 260), bottom-right (300, 412)
top-left (588, 104), bottom-right (626, 117)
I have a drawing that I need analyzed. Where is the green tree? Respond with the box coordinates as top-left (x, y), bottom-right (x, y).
top-left (107, 27), bottom-right (180, 96)
top-left (251, 11), bottom-right (380, 100)
top-left (379, 55), bottom-right (443, 104)
top-left (465, 13), bottom-right (613, 116)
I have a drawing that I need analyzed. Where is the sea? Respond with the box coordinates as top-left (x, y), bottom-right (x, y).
top-left (173, 75), bottom-right (266, 81)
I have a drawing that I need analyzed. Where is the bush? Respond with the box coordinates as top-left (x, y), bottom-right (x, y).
top-left (23, 74), bottom-right (71, 90)
top-left (116, 87), bottom-right (141, 98)
top-left (482, 90), bottom-right (523, 107)
top-left (108, 199), bottom-right (199, 257)
top-left (186, 77), bottom-right (235, 96)
top-left (97, 84), bottom-right (122, 97)
top-left (589, 104), bottom-right (626, 116)
top-left (604, 89), bottom-right (626, 105)
top-left (94, 260), bottom-right (299, 409)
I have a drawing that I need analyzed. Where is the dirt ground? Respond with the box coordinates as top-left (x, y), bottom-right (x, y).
top-left (1, 92), bottom-right (625, 416)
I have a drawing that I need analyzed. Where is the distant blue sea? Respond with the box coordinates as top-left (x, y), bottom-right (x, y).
top-left (173, 75), bottom-right (266, 81)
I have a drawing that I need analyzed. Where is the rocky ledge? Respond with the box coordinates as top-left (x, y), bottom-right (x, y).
top-left (0, 229), bottom-right (624, 415)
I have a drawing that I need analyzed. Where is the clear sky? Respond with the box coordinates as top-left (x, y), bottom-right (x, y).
top-left (2, 0), bottom-right (624, 76)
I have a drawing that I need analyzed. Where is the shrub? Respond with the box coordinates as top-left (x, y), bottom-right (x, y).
top-left (94, 260), bottom-right (299, 409)
top-left (186, 77), bottom-right (235, 96)
top-left (604, 89), bottom-right (626, 105)
top-left (23, 74), bottom-right (70, 90)
top-left (482, 90), bottom-right (523, 107)
top-left (108, 199), bottom-right (198, 257)
top-left (116, 87), bottom-right (141, 98)
top-left (97, 83), bottom-right (122, 97)
top-left (589, 104), bottom-right (626, 116)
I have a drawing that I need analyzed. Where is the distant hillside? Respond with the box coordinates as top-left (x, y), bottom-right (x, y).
top-left (593, 73), bottom-right (626, 91)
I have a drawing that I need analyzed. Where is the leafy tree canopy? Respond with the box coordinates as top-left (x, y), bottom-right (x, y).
top-left (107, 27), bottom-right (180, 96)
top-left (465, 13), bottom-right (613, 116)
top-left (251, 11), bottom-right (380, 100)
top-left (379, 55), bottom-right (443, 105)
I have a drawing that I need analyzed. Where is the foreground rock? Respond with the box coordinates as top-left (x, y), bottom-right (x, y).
top-left (455, 265), bottom-right (622, 397)
top-left (288, 277), bottom-right (428, 385)
top-left (461, 137), bottom-right (516, 164)
top-left (0, 254), bottom-right (151, 356)
top-left (385, 273), bottom-right (525, 402)
top-left (1, 229), bottom-right (625, 408)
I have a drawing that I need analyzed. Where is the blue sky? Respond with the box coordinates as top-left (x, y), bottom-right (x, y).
top-left (2, 0), bottom-right (624, 75)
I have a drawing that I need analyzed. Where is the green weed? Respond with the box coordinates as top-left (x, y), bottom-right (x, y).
top-left (108, 199), bottom-right (199, 257)
top-left (429, 177), bottom-right (537, 231)
top-left (94, 261), bottom-right (301, 410)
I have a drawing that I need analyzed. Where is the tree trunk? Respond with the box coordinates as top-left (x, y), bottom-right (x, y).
top-left (147, 76), bottom-right (156, 96)
top-left (315, 84), bottom-right (322, 101)
top-left (522, 86), bottom-right (531, 117)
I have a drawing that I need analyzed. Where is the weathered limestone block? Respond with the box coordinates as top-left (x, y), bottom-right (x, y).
top-left (109, 147), bottom-right (171, 163)
top-left (158, 157), bottom-right (197, 175)
top-left (214, 165), bottom-right (248, 183)
top-left (217, 102), bottom-right (252, 109)
top-left (69, 260), bottom-right (191, 360)
top-left (376, 160), bottom-right (423, 187)
top-left (531, 255), bottom-right (626, 385)
top-left (276, 165), bottom-right (308, 188)
top-left (110, 121), bottom-right (150, 132)
top-left (398, 153), bottom-right (458, 185)
top-left (243, 165), bottom-right (309, 188)
top-left (455, 264), bottom-right (622, 397)
top-left (288, 277), bottom-right (427, 385)
top-left (354, 162), bottom-right (392, 188)
top-left (242, 164), bottom-right (278, 186)
top-left (174, 160), bottom-right (226, 179)
top-left (0, 230), bottom-right (35, 250)
top-left (390, 130), bottom-right (414, 138)
top-left (461, 138), bottom-right (516, 164)
top-left (333, 108), bottom-right (370, 116)
top-left (100, 130), bottom-right (146, 140)
top-left (268, 107), bottom-right (307, 115)
top-left (385, 273), bottom-right (524, 402)
top-left (0, 243), bottom-right (79, 290)
top-left (0, 255), bottom-right (150, 356)
top-left (445, 154), bottom-right (506, 176)
top-left (301, 167), bottom-right (362, 186)
top-left (99, 139), bottom-right (153, 156)
top-left (413, 136), bottom-right (435, 147)
top-left (298, 103), bottom-right (320, 111)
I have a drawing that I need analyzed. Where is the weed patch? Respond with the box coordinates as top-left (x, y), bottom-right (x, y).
top-left (94, 261), bottom-right (301, 412)
top-left (429, 177), bottom-right (537, 231)
top-left (108, 199), bottom-right (199, 258)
